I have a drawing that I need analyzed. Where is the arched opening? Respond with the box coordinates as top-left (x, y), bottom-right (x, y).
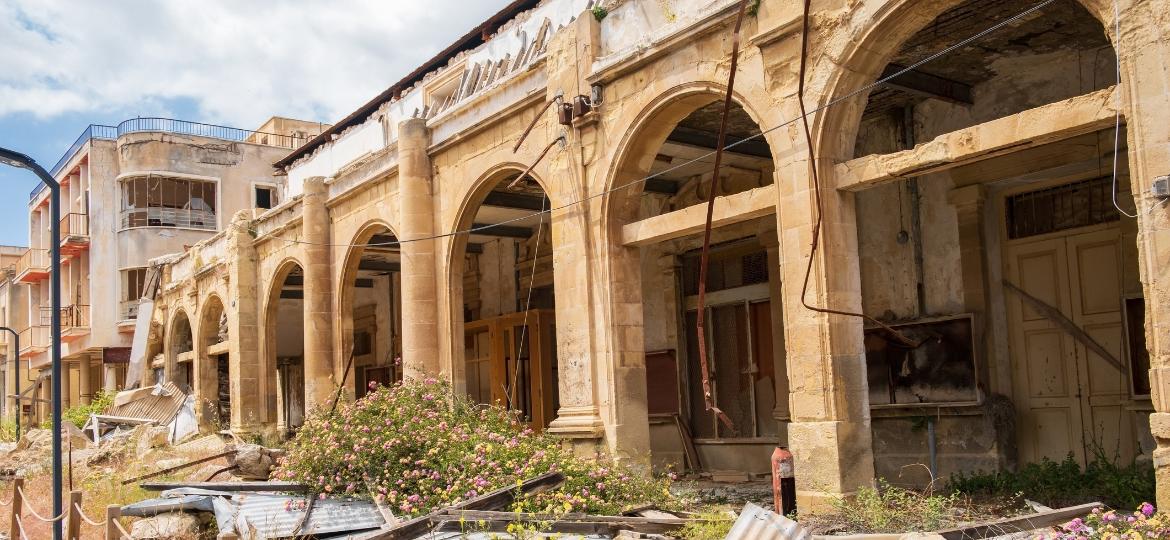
top-left (197, 296), bottom-right (228, 430)
top-left (607, 90), bottom-right (787, 475)
top-left (168, 310), bottom-right (194, 391)
top-left (834, 0), bottom-right (1141, 485)
top-left (266, 262), bottom-right (308, 435)
top-left (451, 168), bottom-right (559, 430)
top-left (338, 224), bottom-right (402, 399)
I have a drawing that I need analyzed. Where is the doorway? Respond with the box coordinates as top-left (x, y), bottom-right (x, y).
top-left (1004, 178), bottom-right (1140, 466)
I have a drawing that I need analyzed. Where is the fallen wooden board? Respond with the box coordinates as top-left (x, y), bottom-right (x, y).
top-left (935, 502), bottom-right (1102, 539)
top-left (436, 509), bottom-right (691, 535)
top-left (356, 471), bottom-right (565, 540)
top-left (123, 450), bottom-right (237, 485)
top-left (138, 481), bottom-right (311, 493)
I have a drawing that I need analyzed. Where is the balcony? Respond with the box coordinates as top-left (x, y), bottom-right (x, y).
top-left (60, 213), bottom-right (90, 255)
top-left (40, 305), bottom-right (90, 342)
top-left (14, 249), bottom-right (49, 283)
top-left (17, 326), bottom-right (49, 358)
top-left (119, 299), bottom-right (143, 324)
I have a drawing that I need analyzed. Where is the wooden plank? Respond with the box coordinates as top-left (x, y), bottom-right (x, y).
top-left (138, 481), bottom-right (311, 493)
top-left (936, 502), bottom-right (1101, 539)
top-left (1003, 280), bottom-right (1124, 372)
top-left (360, 471), bottom-right (564, 540)
top-left (125, 450), bottom-right (237, 485)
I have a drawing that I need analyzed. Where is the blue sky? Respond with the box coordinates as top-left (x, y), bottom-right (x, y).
top-left (0, 0), bottom-right (511, 246)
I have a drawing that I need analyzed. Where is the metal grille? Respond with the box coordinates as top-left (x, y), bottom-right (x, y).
top-left (1006, 177), bottom-right (1120, 239)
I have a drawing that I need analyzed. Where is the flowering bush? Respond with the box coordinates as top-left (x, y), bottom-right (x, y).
top-left (275, 378), bottom-right (673, 517)
top-left (1050, 503), bottom-right (1169, 539)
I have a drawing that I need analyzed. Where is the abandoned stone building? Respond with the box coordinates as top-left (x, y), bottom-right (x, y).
top-left (125, 0), bottom-right (1170, 510)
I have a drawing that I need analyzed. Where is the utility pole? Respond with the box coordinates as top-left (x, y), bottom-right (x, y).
top-left (0, 147), bottom-right (64, 540)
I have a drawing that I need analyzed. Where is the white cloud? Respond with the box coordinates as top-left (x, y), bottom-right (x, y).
top-left (0, 0), bottom-right (511, 128)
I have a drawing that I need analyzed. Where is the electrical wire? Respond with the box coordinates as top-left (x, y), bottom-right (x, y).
top-left (244, 0), bottom-right (1063, 253)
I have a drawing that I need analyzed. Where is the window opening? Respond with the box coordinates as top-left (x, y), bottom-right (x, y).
top-left (1006, 177), bottom-right (1120, 239)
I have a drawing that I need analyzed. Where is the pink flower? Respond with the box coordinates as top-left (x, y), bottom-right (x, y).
top-left (1140, 502), bottom-right (1155, 517)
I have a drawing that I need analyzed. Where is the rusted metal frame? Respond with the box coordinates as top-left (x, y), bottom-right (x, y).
top-left (794, 0), bottom-right (920, 348)
top-left (513, 92), bottom-right (563, 153)
top-left (693, 0), bottom-right (750, 435)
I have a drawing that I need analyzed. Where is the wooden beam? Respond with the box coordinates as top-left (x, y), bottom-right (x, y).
top-left (621, 184), bottom-right (776, 247)
top-left (836, 86), bottom-right (1120, 192)
top-left (358, 260), bottom-right (401, 272)
top-left (482, 191), bottom-right (548, 211)
top-left (466, 243), bottom-right (484, 254)
top-left (881, 63), bottom-right (972, 104)
top-left (644, 178), bottom-right (680, 195)
top-left (666, 126), bottom-right (772, 158)
top-left (471, 222), bottom-right (532, 238)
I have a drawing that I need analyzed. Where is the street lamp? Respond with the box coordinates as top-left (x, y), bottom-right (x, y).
top-left (0, 146), bottom-right (64, 540)
top-left (0, 327), bottom-right (20, 439)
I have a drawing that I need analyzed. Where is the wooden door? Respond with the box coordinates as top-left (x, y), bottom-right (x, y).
top-left (462, 310), bottom-right (556, 430)
top-left (1006, 226), bottom-right (1133, 465)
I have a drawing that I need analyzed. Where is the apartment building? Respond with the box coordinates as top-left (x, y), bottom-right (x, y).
top-left (3, 117), bottom-right (324, 427)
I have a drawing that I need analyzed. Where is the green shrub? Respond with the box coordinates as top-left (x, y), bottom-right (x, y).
top-left (40, 390), bottom-right (115, 430)
top-left (831, 480), bottom-right (961, 533)
top-left (948, 451), bottom-right (1155, 510)
top-left (677, 509), bottom-right (736, 540)
top-left (591, 5), bottom-right (608, 21)
top-left (0, 419), bottom-right (16, 442)
top-left (276, 378), bottom-right (673, 518)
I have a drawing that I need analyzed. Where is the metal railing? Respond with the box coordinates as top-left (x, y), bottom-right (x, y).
top-left (13, 249), bottom-right (49, 278)
top-left (38, 305), bottom-right (89, 329)
top-left (32, 118), bottom-right (309, 200)
top-left (120, 207), bottom-right (216, 231)
top-left (60, 213), bottom-right (90, 238)
top-left (119, 299), bottom-right (142, 321)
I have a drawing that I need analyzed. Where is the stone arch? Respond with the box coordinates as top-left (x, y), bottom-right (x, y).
top-left (264, 258), bottom-right (307, 435)
top-left (445, 165), bottom-right (554, 400)
top-left (812, 0), bottom-right (1120, 163)
top-left (165, 307), bottom-right (194, 390)
top-left (335, 220), bottom-right (402, 400)
top-left (196, 294), bottom-right (227, 430)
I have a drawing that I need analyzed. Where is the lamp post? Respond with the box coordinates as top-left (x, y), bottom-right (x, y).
top-left (0, 147), bottom-right (63, 540)
top-left (0, 327), bottom-right (20, 439)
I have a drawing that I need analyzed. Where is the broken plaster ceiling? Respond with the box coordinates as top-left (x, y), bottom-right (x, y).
top-left (863, 0), bottom-right (1113, 118)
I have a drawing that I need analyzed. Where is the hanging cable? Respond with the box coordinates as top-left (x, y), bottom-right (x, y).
top-left (795, 0), bottom-right (922, 348)
top-left (692, 0), bottom-right (750, 435)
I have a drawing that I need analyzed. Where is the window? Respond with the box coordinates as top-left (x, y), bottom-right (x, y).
top-left (121, 268), bottom-right (147, 320)
top-left (865, 315), bottom-right (978, 406)
top-left (120, 176), bottom-right (217, 230)
top-left (681, 241), bottom-right (769, 296)
top-left (255, 185), bottom-right (278, 209)
top-left (1006, 177), bottom-right (1120, 239)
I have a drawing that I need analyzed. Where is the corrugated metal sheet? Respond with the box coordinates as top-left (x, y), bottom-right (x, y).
top-left (107, 382), bottom-right (186, 424)
top-left (234, 492), bottom-right (386, 539)
top-left (725, 502), bottom-right (811, 540)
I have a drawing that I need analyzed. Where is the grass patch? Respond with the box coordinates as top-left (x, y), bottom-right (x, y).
top-left (40, 390), bottom-right (115, 430)
top-left (948, 451), bottom-right (1155, 510)
top-left (830, 480), bottom-right (961, 533)
top-left (677, 508), bottom-right (736, 540)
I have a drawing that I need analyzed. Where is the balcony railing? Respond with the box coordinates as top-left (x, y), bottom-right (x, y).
top-left (38, 305), bottom-right (90, 329)
top-left (17, 325), bottom-right (49, 355)
top-left (60, 213), bottom-right (90, 238)
top-left (14, 249), bottom-right (49, 282)
top-left (119, 299), bottom-right (143, 321)
top-left (120, 207), bottom-right (216, 231)
top-left (32, 118), bottom-right (308, 200)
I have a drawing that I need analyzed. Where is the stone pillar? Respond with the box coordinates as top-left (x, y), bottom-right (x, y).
top-left (776, 150), bottom-right (876, 510)
top-left (37, 373), bottom-right (49, 422)
top-left (1124, 0), bottom-right (1170, 509)
top-left (226, 211), bottom-right (262, 432)
top-left (60, 364), bottom-right (71, 410)
top-left (397, 119), bottom-right (440, 379)
top-left (78, 355), bottom-right (92, 405)
top-left (302, 177), bottom-right (335, 411)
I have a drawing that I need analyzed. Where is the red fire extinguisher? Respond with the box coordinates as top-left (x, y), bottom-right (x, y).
top-left (771, 446), bottom-right (796, 516)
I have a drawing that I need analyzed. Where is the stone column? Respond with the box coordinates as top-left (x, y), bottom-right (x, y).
top-left (37, 373), bottom-right (50, 422)
top-left (776, 150), bottom-right (875, 510)
top-left (1122, 0), bottom-right (1170, 509)
top-left (78, 355), bottom-right (92, 405)
top-left (60, 364), bottom-right (71, 410)
top-left (397, 119), bottom-right (440, 379)
top-left (226, 211), bottom-right (262, 432)
top-left (302, 177), bottom-right (335, 411)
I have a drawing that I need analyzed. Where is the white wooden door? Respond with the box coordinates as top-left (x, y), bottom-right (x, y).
top-left (1006, 226), bottom-right (1133, 466)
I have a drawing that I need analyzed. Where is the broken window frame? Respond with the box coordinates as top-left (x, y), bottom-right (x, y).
top-left (253, 182), bottom-right (279, 210)
top-left (120, 267), bottom-right (147, 321)
top-left (119, 174), bottom-right (218, 231)
top-left (864, 313), bottom-right (981, 409)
